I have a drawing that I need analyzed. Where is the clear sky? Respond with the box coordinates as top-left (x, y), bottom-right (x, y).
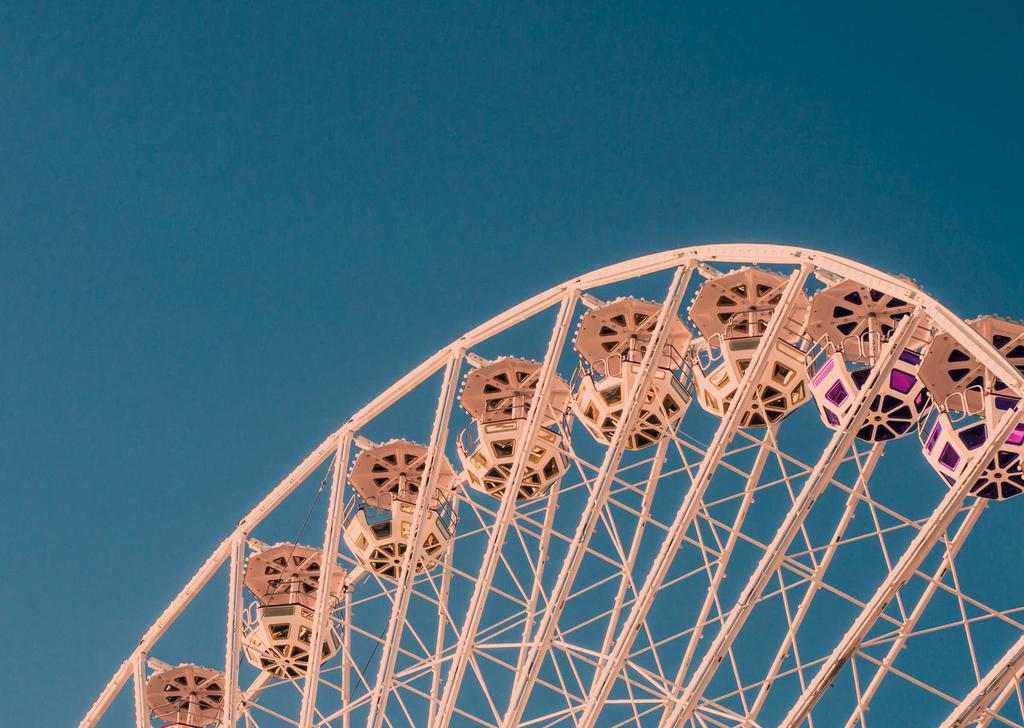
top-left (2, 2), bottom-right (1022, 726)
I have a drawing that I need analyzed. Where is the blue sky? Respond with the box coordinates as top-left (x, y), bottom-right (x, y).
top-left (1, 2), bottom-right (1023, 725)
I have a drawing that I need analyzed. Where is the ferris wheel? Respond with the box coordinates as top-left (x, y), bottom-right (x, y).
top-left (80, 244), bottom-right (1024, 728)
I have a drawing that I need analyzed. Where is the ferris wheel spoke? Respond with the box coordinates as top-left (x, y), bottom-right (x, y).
top-left (840, 497), bottom-right (986, 727)
top-left (740, 442), bottom-right (884, 726)
top-left (300, 435), bottom-right (355, 728)
top-left (946, 541), bottom-right (985, 683)
top-left (427, 498), bottom-right (459, 727)
top-left (497, 265), bottom-right (695, 728)
top-left (667, 435), bottom-right (773, 706)
top-left (516, 471), bottom-right (563, 672)
top-left (781, 406), bottom-right (1024, 726)
top-left (365, 351), bottom-right (464, 728)
top-left (660, 310), bottom-right (924, 727)
top-left (573, 268), bottom-right (810, 728)
top-left (940, 631), bottom-right (1024, 727)
top-left (131, 652), bottom-right (148, 728)
top-left (598, 438), bottom-right (671, 657)
top-left (974, 668), bottom-right (1024, 728)
top-left (432, 291), bottom-right (581, 728)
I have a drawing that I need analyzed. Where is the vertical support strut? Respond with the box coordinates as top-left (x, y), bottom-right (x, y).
top-left (224, 532), bottom-right (247, 728)
top-left (367, 351), bottom-right (464, 728)
top-left (428, 497), bottom-right (461, 726)
top-left (498, 264), bottom-right (694, 728)
top-left (575, 267), bottom-right (810, 728)
top-left (781, 406), bottom-right (1024, 727)
top-left (341, 587), bottom-right (353, 728)
top-left (940, 632), bottom-right (1024, 728)
top-left (431, 289), bottom-right (579, 727)
top-left (133, 651), bottom-right (148, 728)
top-left (660, 310), bottom-right (923, 727)
top-left (298, 430), bottom-right (354, 728)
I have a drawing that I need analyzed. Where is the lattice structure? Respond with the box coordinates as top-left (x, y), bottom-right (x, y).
top-left (81, 245), bottom-right (1024, 728)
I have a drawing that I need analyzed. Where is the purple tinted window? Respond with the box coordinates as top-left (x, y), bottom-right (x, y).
top-left (889, 369), bottom-right (916, 394)
top-left (924, 423), bottom-right (941, 453)
top-left (851, 368), bottom-right (871, 388)
top-left (812, 358), bottom-right (835, 386)
top-left (825, 381), bottom-right (849, 406)
top-left (958, 423), bottom-right (988, 451)
top-left (938, 443), bottom-right (961, 471)
top-left (995, 396), bottom-right (1020, 411)
top-left (1006, 424), bottom-right (1024, 446)
top-left (898, 350), bottom-right (921, 366)
top-left (825, 409), bottom-right (841, 426)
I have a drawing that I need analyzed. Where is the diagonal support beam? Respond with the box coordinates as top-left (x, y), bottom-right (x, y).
top-left (366, 351), bottom-right (464, 728)
top-left (428, 498), bottom-right (460, 727)
top-left (298, 432), bottom-right (353, 728)
top-left (432, 290), bottom-right (579, 727)
top-left (224, 533), bottom-right (248, 727)
top-left (598, 436), bottom-right (673, 660)
top-left (498, 264), bottom-right (694, 728)
top-left (975, 667), bottom-right (1023, 728)
top-left (669, 432), bottom-right (781, 713)
top-left (743, 442), bottom-right (886, 727)
top-left (781, 405), bottom-right (1024, 727)
top-left (575, 267), bottom-right (811, 728)
top-left (661, 310), bottom-right (923, 727)
top-left (941, 632), bottom-right (1024, 728)
top-left (842, 498), bottom-right (986, 728)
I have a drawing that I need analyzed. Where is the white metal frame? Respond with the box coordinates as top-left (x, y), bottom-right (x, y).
top-left (78, 244), bottom-right (1024, 728)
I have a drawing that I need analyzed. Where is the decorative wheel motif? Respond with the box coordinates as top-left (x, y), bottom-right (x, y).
top-left (806, 278), bottom-right (930, 363)
top-left (145, 665), bottom-right (225, 727)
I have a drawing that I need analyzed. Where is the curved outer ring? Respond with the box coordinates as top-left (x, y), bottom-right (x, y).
top-left (79, 242), bottom-right (1024, 726)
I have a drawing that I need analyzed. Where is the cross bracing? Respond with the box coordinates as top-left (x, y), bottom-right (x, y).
top-left (80, 245), bottom-right (1024, 728)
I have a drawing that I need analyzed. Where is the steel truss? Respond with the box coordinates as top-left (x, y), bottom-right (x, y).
top-left (80, 245), bottom-right (1024, 728)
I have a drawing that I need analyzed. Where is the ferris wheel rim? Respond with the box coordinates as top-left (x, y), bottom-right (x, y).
top-left (79, 241), bottom-right (1024, 728)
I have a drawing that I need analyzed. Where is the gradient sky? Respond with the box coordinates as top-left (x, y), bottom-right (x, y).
top-left (2, 2), bottom-right (1023, 725)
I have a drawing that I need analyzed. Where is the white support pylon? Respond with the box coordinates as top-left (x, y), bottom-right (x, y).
top-left (366, 351), bottom-right (464, 728)
top-left (298, 432), bottom-right (354, 728)
top-left (781, 405), bottom-right (1024, 727)
top-left (432, 289), bottom-right (579, 727)
top-left (498, 265), bottom-right (694, 728)
top-left (660, 311), bottom-right (924, 727)
top-left (132, 651), bottom-right (148, 728)
top-left (575, 267), bottom-right (811, 728)
top-left (940, 632), bottom-right (1024, 728)
top-left (223, 533), bottom-right (247, 728)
